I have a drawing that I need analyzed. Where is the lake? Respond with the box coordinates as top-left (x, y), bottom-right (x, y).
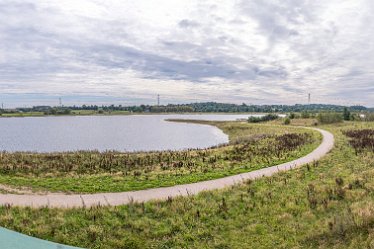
top-left (0, 114), bottom-right (257, 153)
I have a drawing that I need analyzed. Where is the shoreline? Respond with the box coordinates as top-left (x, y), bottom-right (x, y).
top-left (0, 112), bottom-right (273, 118)
top-left (0, 127), bottom-right (333, 207)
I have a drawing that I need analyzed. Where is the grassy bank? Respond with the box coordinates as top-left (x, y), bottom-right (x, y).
top-left (0, 110), bottom-right (131, 117)
top-left (0, 121), bottom-right (320, 193)
top-left (0, 112), bottom-right (45, 117)
top-left (0, 121), bottom-right (373, 248)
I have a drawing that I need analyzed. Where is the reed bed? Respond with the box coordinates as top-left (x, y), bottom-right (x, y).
top-left (0, 133), bottom-right (313, 176)
top-left (0, 122), bottom-right (320, 193)
top-left (343, 129), bottom-right (374, 153)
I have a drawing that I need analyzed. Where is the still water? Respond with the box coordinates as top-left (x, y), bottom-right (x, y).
top-left (0, 114), bottom-right (257, 152)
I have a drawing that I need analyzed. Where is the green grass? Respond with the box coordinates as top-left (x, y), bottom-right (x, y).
top-left (0, 121), bottom-right (373, 248)
top-left (0, 122), bottom-right (320, 193)
top-left (0, 112), bottom-right (45, 117)
top-left (0, 110), bottom-right (131, 118)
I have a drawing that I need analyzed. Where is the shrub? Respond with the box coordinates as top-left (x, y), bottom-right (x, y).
top-left (284, 118), bottom-right (291, 125)
top-left (248, 114), bottom-right (278, 123)
top-left (317, 113), bottom-right (343, 124)
top-left (364, 113), bottom-right (374, 122)
top-left (343, 129), bottom-right (374, 152)
top-left (301, 111), bottom-right (310, 118)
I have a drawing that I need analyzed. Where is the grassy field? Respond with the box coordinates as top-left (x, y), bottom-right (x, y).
top-left (0, 121), bottom-right (320, 193)
top-left (0, 121), bottom-right (373, 248)
top-left (0, 112), bottom-right (45, 117)
top-left (0, 110), bottom-right (131, 117)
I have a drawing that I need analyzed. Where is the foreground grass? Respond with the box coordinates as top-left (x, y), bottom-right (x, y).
top-left (0, 121), bottom-right (373, 249)
top-left (0, 122), bottom-right (320, 193)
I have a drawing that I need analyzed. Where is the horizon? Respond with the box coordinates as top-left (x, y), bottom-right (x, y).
top-left (1, 1), bottom-right (373, 107)
top-left (2, 101), bottom-right (372, 110)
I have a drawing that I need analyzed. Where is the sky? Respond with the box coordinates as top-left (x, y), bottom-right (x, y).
top-left (0, 0), bottom-right (373, 107)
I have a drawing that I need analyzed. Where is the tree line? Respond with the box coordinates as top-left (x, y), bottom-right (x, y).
top-left (0, 102), bottom-right (372, 115)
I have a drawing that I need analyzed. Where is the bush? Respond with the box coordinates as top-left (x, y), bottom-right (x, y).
top-left (364, 113), bottom-right (374, 122)
top-left (317, 113), bottom-right (343, 124)
top-left (248, 114), bottom-right (278, 123)
top-left (284, 118), bottom-right (291, 125)
top-left (301, 111), bottom-right (310, 118)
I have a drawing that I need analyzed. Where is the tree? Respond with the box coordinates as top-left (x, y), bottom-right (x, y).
top-left (343, 107), bottom-right (351, 121)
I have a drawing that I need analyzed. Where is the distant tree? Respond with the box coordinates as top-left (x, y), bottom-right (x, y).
top-left (248, 114), bottom-right (278, 123)
top-left (343, 107), bottom-right (351, 121)
top-left (50, 108), bottom-right (57, 115)
top-left (63, 109), bottom-right (71, 115)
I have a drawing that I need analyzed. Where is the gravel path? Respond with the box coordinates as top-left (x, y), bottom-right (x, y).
top-left (0, 127), bottom-right (334, 208)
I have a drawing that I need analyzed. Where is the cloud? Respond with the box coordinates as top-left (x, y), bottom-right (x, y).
top-left (0, 0), bottom-right (373, 107)
top-left (178, 19), bottom-right (200, 29)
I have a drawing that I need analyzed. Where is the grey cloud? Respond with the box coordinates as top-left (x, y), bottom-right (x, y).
top-left (0, 0), bottom-right (373, 106)
top-left (178, 19), bottom-right (200, 29)
top-left (237, 0), bottom-right (310, 42)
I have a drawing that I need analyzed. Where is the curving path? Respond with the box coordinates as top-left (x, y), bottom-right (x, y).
top-left (0, 127), bottom-right (334, 208)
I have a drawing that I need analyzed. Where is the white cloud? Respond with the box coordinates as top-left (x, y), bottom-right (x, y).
top-left (0, 0), bottom-right (373, 107)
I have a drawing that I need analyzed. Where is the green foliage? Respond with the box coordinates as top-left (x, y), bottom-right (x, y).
top-left (248, 114), bottom-right (278, 123)
top-left (343, 107), bottom-right (351, 121)
top-left (317, 112), bottom-right (343, 124)
top-left (2, 102), bottom-right (371, 116)
top-left (149, 106), bottom-right (194, 113)
top-left (301, 111), bottom-right (311, 118)
top-left (43, 108), bottom-right (71, 115)
top-left (284, 118), bottom-right (291, 125)
top-left (363, 113), bottom-right (374, 121)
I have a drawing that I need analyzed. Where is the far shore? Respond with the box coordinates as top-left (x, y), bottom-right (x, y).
top-left (0, 111), bottom-right (269, 118)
